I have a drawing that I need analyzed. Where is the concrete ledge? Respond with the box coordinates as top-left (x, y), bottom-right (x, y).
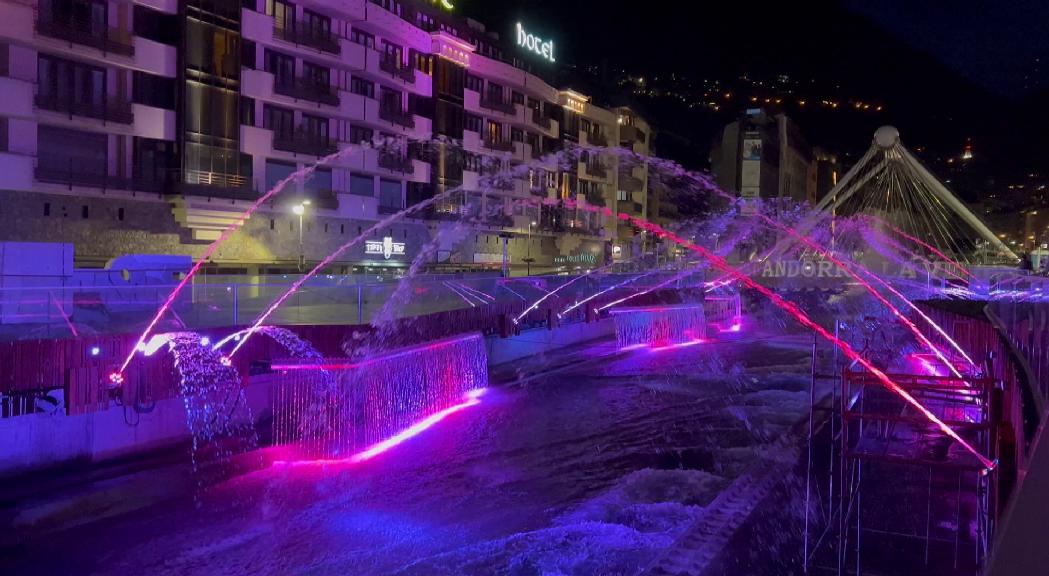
top-left (485, 318), bottom-right (615, 366)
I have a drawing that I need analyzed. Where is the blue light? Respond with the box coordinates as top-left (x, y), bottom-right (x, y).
top-left (90, 346), bottom-right (101, 357)
top-left (200, 336), bottom-right (211, 346)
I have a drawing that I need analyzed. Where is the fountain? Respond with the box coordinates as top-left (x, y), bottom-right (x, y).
top-left (610, 304), bottom-right (706, 349)
top-left (267, 332), bottom-right (488, 461)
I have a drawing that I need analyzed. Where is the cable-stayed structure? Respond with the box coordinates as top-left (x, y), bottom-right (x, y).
top-left (816, 126), bottom-right (1017, 264)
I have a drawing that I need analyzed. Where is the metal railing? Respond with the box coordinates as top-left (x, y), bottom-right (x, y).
top-left (35, 93), bottom-right (133, 124)
top-left (273, 131), bottom-right (338, 156)
top-left (379, 105), bottom-right (415, 129)
top-left (273, 77), bottom-right (339, 106)
top-left (273, 22), bottom-right (340, 54)
top-left (377, 151), bottom-right (414, 173)
top-left (480, 94), bottom-right (516, 115)
top-left (35, 11), bottom-right (134, 56)
top-left (482, 138), bottom-right (513, 152)
top-left (378, 53), bottom-right (416, 83)
top-left (584, 161), bottom-right (608, 179)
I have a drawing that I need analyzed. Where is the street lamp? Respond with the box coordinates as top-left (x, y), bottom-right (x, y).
top-left (293, 201), bottom-right (308, 272)
top-left (524, 220), bottom-right (537, 276)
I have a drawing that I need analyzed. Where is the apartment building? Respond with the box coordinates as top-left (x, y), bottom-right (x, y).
top-left (0, 0), bottom-right (656, 275)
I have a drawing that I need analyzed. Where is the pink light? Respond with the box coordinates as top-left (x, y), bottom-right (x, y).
top-left (117, 151), bottom-right (347, 376)
top-left (351, 388), bottom-right (486, 463)
top-left (559, 272), bottom-right (652, 318)
top-left (49, 291), bottom-right (78, 338)
top-left (275, 388), bottom-right (486, 467)
top-left (454, 282), bottom-right (496, 302)
top-left (649, 338), bottom-right (706, 351)
top-left (272, 334), bottom-right (485, 372)
top-left (514, 269), bottom-right (597, 325)
top-left (444, 281), bottom-right (478, 307)
top-left (564, 199), bottom-right (993, 471)
top-left (866, 215), bottom-right (974, 279)
top-left (728, 323), bottom-right (741, 332)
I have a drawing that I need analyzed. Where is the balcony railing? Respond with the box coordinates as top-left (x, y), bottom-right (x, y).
top-left (273, 131), bottom-right (338, 157)
top-left (273, 77), bottom-right (339, 106)
top-left (273, 22), bottom-right (340, 54)
top-left (35, 94), bottom-right (134, 124)
top-left (530, 109), bottom-right (551, 130)
top-left (588, 131), bottom-right (609, 147)
top-left (480, 94), bottom-right (516, 115)
top-left (305, 189), bottom-right (339, 210)
top-left (619, 174), bottom-right (644, 193)
top-left (377, 151), bottom-right (414, 173)
top-left (617, 199), bottom-right (643, 214)
top-left (585, 192), bottom-right (606, 207)
top-left (619, 124), bottom-right (647, 144)
top-left (36, 11), bottom-right (134, 56)
top-left (529, 186), bottom-right (549, 198)
top-left (378, 53), bottom-right (416, 83)
top-left (379, 105), bottom-right (415, 129)
top-left (485, 213), bottom-right (514, 228)
top-left (482, 138), bottom-right (514, 153)
top-left (584, 161), bottom-right (608, 179)
top-left (378, 203), bottom-right (404, 215)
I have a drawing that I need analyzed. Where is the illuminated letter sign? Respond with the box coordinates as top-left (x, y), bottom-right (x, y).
top-left (365, 236), bottom-right (406, 259)
top-left (516, 22), bottom-right (555, 62)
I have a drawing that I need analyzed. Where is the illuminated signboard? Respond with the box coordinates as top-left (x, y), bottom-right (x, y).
top-left (554, 252), bottom-right (596, 265)
top-left (365, 237), bottom-right (406, 259)
top-left (516, 22), bottom-right (555, 63)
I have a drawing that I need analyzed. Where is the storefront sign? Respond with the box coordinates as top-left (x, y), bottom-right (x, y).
top-left (554, 252), bottom-right (597, 265)
top-left (516, 22), bottom-right (555, 62)
top-left (365, 237), bottom-right (406, 259)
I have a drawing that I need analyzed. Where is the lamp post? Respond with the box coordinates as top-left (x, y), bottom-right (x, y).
top-left (293, 200), bottom-right (310, 272)
top-left (524, 220), bottom-right (537, 276)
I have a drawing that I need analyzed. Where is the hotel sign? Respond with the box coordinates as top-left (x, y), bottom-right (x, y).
top-left (365, 237), bottom-right (406, 259)
top-left (554, 252), bottom-right (597, 265)
top-left (516, 22), bottom-right (555, 63)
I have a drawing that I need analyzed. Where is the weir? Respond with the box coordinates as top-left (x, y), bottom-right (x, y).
top-left (267, 332), bottom-right (488, 460)
top-left (609, 304), bottom-right (706, 348)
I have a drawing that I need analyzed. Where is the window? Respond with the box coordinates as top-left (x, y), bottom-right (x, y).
top-left (350, 76), bottom-right (374, 99)
top-left (37, 125), bottom-right (106, 179)
top-left (134, 5), bottom-right (178, 45)
top-left (0, 117), bottom-right (7, 153)
top-left (381, 39), bottom-right (403, 61)
top-left (464, 113), bottom-right (481, 133)
top-left (379, 87), bottom-right (401, 113)
top-left (349, 125), bottom-right (373, 145)
top-left (81, 205), bottom-right (89, 219)
top-left (350, 28), bottom-right (374, 49)
top-left (38, 54), bottom-right (106, 112)
top-left (302, 9), bottom-right (330, 38)
top-left (264, 49), bottom-right (295, 85)
top-left (241, 39), bottom-right (256, 69)
top-left (465, 73), bottom-right (483, 92)
top-left (185, 19), bottom-right (239, 79)
top-left (118, 207), bottom-right (125, 221)
top-left (349, 173), bottom-right (373, 196)
top-left (133, 72), bottom-right (175, 110)
top-left (266, 0), bottom-right (295, 31)
top-left (265, 159), bottom-right (296, 192)
top-left (240, 96), bottom-right (255, 126)
top-left (263, 104), bottom-right (295, 139)
top-left (303, 61), bottom-right (329, 88)
top-left (300, 114), bottom-right (329, 143)
top-left (511, 127), bottom-right (524, 142)
top-left (511, 91), bottom-right (524, 105)
top-left (486, 120), bottom-right (501, 143)
top-left (306, 167), bottom-right (332, 199)
top-left (133, 137), bottom-right (174, 186)
top-left (379, 178), bottom-right (402, 210)
top-left (485, 81), bottom-right (503, 102)
top-left (44, 202), bottom-right (50, 216)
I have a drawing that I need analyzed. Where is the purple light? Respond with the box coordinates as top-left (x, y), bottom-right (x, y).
top-left (351, 388), bottom-right (486, 463)
top-left (649, 338), bottom-right (706, 351)
top-left (90, 346), bottom-right (101, 357)
top-left (275, 388), bottom-right (486, 467)
top-left (514, 270), bottom-right (596, 325)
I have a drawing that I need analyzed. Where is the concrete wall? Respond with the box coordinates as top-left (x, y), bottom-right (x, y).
top-left (0, 320), bottom-right (615, 477)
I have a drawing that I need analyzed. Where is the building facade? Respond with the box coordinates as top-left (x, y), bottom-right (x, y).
top-left (0, 0), bottom-right (655, 275)
top-left (709, 108), bottom-right (814, 210)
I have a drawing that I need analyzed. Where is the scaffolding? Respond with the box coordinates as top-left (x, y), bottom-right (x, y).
top-left (805, 352), bottom-right (1001, 575)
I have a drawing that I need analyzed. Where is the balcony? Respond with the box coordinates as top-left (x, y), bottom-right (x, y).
top-left (378, 53), bottom-right (416, 83)
top-left (584, 161), bottom-right (608, 179)
top-left (485, 213), bottom-right (514, 228)
top-left (273, 77), bottom-right (339, 106)
top-left (273, 131), bottom-right (338, 157)
top-left (305, 188), bottom-right (339, 210)
top-left (482, 138), bottom-right (514, 153)
top-left (530, 109), bottom-right (551, 130)
top-left (619, 174), bottom-right (644, 193)
top-left (529, 186), bottom-right (550, 198)
top-left (273, 22), bottom-right (340, 54)
top-left (379, 105), bottom-right (415, 129)
top-left (585, 192), bottom-right (606, 207)
top-left (35, 94), bottom-right (134, 124)
top-left (480, 94), bottom-right (516, 116)
top-left (619, 124), bottom-right (647, 144)
top-left (589, 131), bottom-right (609, 147)
top-left (36, 10), bottom-right (134, 56)
top-left (377, 151), bottom-right (414, 173)
top-left (35, 161), bottom-right (124, 189)
top-left (617, 199), bottom-right (643, 214)
top-left (378, 203), bottom-right (404, 215)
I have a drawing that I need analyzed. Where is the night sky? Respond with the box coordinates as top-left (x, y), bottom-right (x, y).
top-left (459, 0), bottom-right (1048, 183)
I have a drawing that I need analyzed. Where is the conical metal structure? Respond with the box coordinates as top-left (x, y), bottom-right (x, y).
top-left (816, 126), bottom-right (1017, 263)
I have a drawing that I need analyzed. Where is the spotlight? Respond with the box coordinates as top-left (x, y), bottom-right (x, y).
top-left (90, 346), bottom-right (101, 357)
top-left (220, 356), bottom-right (232, 367)
top-left (108, 372), bottom-right (124, 386)
top-left (200, 336), bottom-right (211, 346)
